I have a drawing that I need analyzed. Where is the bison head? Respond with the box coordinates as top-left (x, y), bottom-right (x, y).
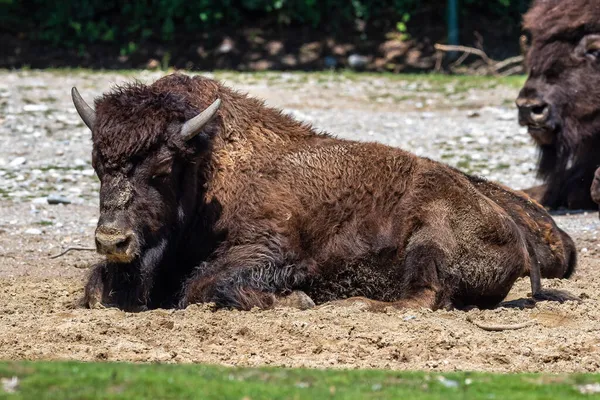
top-left (516, 0), bottom-right (600, 208)
top-left (72, 84), bottom-right (221, 266)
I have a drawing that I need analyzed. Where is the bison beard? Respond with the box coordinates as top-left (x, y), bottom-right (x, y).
top-left (74, 73), bottom-right (579, 312)
top-left (517, 0), bottom-right (600, 210)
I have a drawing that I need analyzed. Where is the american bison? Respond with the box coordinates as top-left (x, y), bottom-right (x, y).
top-left (517, 0), bottom-right (600, 210)
top-left (72, 73), bottom-right (578, 312)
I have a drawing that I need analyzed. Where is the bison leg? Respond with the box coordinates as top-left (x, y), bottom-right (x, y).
top-left (80, 261), bottom-right (150, 312)
top-left (395, 242), bottom-right (452, 309)
top-left (528, 250), bottom-right (580, 304)
top-left (82, 263), bottom-right (105, 309)
top-left (324, 239), bottom-right (451, 312)
top-left (181, 276), bottom-right (312, 311)
top-left (540, 165), bottom-right (598, 210)
top-left (179, 245), bottom-right (310, 310)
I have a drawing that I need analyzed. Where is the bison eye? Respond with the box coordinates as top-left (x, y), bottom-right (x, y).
top-left (577, 34), bottom-right (600, 62)
top-left (586, 48), bottom-right (600, 60)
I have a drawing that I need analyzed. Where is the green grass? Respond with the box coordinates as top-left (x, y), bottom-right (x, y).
top-left (0, 361), bottom-right (599, 400)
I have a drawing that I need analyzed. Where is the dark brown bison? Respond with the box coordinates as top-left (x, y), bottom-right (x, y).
top-left (517, 0), bottom-right (600, 210)
top-left (72, 73), bottom-right (578, 312)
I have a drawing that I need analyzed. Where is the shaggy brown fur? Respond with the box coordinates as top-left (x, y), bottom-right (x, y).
top-left (517, 0), bottom-right (600, 209)
top-left (80, 73), bottom-right (578, 312)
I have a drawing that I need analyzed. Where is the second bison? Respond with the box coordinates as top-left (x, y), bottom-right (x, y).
top-left (73, 73), bottom-right (578, 312)
top-left (517, 0), bottom-right (600, 210)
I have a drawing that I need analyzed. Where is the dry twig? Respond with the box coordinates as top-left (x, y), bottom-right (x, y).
top-left (434, 43), bottom-right (524, 76)
top-left (50, 246), bottom-right (96, 259)
top-left (466, 315), bottom-right (538, 332)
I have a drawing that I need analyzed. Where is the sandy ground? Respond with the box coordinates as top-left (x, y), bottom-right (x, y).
top-left (0, 70), bottom-right (599, 373)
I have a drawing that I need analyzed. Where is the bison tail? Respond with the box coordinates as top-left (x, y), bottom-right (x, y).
top-left (532, 288), bottom-right (581, 303)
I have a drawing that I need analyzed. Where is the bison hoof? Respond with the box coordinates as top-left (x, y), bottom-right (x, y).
top-left (88, 300), bottom-right (107, 310)
top-left (274, 291), bottom-right (316, 310)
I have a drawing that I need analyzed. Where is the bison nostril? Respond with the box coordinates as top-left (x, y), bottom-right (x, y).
top-left (530, 104), bottom-right (549, 122)
top-left (516, 97), bottom-right (550, 126)
top-left (113, 234), bottom-right (131, 250)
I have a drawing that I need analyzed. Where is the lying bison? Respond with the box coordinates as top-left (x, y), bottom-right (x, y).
top-left (517, 0), bottom-right (600, 210)
top-left (72, 73), bottom-right (578, 312)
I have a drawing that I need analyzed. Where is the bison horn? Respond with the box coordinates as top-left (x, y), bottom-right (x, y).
top-left (180, 99), bottom-right (222, 141)
top-left (71, 87), bottom-right (96, 130)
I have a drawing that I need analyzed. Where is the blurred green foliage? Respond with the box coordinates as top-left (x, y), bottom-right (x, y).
top-left (0, 0), bottom-right (531, 50)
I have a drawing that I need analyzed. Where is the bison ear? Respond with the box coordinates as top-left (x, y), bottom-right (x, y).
top-left (71, 87), bottom-right (96, 130)
top-left (180, 99), bottom-right (222, 141)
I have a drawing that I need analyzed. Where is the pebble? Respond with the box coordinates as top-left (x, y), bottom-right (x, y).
top-left (47, 194), bottom-right (71, 205)
top-left (23, 104), bottom-right (49, 112)
top-left (347, 54), bottom-right (369, 70)
top-left (8, 157), bottom-right (26, 167)
top-left (24, 228), bottom-right (42, 235)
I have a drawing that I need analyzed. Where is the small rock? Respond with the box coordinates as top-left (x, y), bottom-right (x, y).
top-left (9, 157), bottom-right (26, 167)
top-left (281, 54), bottom-right (298, 67)
top-left (249, 60), bottom-right (273, 71)
top-left (23, 104), bottom-right (49, 112)
top-left (24, 228), bottom-right (42, 235)
top-left (266, 41), bottom-right (284, 56)
top-left (47, 195), bottom-right (71, 205)
top-left (497, 112), bottom-right (515, 121)
top-left (467, 110), bottom-right (481, 118)
top-left (217, 37), bottom-right (235, 54)
top-left (146, 59), bottom-right (160, 70)
top-left (348, 54), bottom-right (369, 70)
